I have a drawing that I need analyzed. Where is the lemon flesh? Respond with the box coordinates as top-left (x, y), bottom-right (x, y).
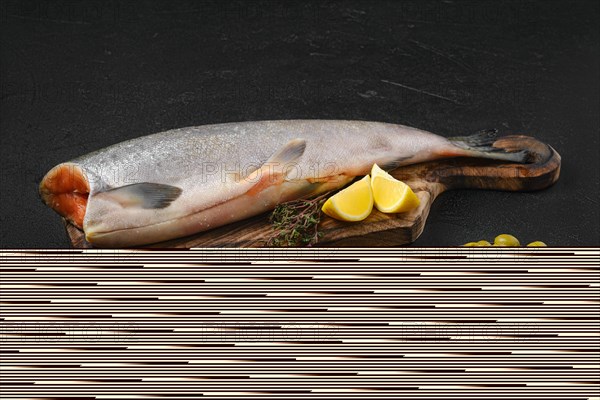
top-left (370, 164), bottom-right (420, 213)
top-left (371, 163), bottom-right (390, 180)
top-left (321, 175), bottom-right (373, 221)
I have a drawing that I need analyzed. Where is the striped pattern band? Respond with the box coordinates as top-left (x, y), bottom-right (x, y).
top-left (1, 248), bottom-right (599, 399)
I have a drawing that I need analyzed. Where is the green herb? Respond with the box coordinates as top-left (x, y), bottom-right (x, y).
top-left (266, 192), bottom-right (331, 247)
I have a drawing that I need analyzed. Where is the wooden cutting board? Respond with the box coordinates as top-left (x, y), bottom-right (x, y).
top-left (63, 135), bottom-right (561, 248)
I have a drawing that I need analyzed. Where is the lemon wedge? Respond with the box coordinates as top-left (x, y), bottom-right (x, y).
top-left (321, 175), bottom-right (373, 221)
top-left (370, 164), bottom-right (420, 213)
top-left (371, 163), bottom-right (390, 180)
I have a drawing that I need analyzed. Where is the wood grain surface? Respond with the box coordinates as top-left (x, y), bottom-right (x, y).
top-left (64, 136), bottom-right (561, 248)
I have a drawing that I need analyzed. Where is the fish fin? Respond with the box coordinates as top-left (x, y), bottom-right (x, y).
top-left (307, 175), bottom-right (340, 183)
top-left (448, 129), bottom-right (529, 163)
top-left (245, 138), bottom-right (307, 196)
top-left (296, 181), bottom-right (327, 198)
top-left (379, 156), bottom-right (412, 172)
top-left (265, 138), bottom-right (306, 166)
top-left (448, 129), bottom-right (499, 149)
top-left (101, 183), bottom-right (182, 209)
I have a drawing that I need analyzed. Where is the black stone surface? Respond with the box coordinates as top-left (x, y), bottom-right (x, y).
top-left (1, 0), bottom-right (598, 247)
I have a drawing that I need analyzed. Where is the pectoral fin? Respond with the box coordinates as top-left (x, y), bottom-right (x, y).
top-left (246, 138), bottom-right (306, 196)
top-left (99, 183), bottom-right (182, 209)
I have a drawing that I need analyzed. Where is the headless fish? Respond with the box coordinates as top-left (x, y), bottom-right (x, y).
top-left (39, 120), bottom-right (527, 247)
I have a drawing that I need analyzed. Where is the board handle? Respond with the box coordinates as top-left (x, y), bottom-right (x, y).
top-left (392, 135), bottom-right (561, 192)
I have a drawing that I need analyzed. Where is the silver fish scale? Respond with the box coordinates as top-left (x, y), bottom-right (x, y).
top-left (45, 119), bottom-right (461, 246)
top-left (71, 120), bottom-right (442, 193)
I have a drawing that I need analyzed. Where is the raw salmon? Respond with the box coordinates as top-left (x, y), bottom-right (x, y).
top-left (39, 120), bottom-right (526, 247)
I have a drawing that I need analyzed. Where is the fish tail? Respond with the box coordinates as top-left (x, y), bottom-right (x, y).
top-left (448, 129), bottom-right (529, 163)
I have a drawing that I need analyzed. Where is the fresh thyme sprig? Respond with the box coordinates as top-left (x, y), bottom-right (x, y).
top-left (266, 192), bottom-right (331, 247)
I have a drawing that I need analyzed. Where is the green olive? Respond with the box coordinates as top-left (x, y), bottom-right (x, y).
top-left (463, 242), bottom-right (479, 247)
top-left (477, 240), bottom-right (492, 246)
top-left (527, 241), bottom-right (547, 247)
top-left (494, 234), bottom-right (520, 247)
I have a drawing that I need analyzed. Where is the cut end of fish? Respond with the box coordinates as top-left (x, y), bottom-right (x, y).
top-left (39, 163), bottom-right (89, 229)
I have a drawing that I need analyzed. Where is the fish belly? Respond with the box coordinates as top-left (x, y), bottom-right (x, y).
top-left (85, 177), bottom-right (352, 247)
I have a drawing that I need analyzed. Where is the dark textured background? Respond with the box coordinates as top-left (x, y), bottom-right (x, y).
top-left (1, 0), bottom-right (598, 247)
